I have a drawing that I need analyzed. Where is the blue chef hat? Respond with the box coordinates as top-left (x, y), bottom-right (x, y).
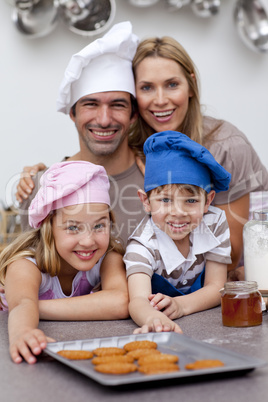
top-left (143, 131), bottom-right (231, 193)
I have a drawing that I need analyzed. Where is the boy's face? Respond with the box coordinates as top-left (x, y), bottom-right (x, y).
top-left (140, 185), bottom-right (215, 246)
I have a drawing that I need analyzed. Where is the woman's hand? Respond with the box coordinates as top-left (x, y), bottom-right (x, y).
top-left (227, 266), bottom-right (245, 281)
top-left (9, 328), bottom-right (55, 364)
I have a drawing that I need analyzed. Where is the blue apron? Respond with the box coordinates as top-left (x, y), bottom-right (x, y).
top-left (151, 267), bottom-right (205, 297)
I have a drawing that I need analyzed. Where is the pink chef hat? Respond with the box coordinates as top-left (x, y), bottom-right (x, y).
top-left (28, 161), bottom-right (110, 229)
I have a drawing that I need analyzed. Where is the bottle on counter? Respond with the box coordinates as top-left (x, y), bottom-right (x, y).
top-left (243, 210), bottom-right (268, 295)
top-left (220, 281), bottom-right (262, 327)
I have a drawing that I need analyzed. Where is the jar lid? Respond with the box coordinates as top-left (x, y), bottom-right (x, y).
top-left (223, 281), bottom-right (259, 294)
top-left (253, 210), bottom-right (268, 221)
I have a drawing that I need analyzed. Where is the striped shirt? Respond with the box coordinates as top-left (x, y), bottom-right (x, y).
top-left (124, 205), bottom-right (231, 293)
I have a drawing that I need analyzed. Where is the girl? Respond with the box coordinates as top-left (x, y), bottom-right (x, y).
top-left (130, 36), bottom-right (268, 278)
top-left (0, 161), bottom-right (128, 364)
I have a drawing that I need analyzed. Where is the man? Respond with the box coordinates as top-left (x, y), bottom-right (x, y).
top-left (16, 21), bottom-right (145, 248)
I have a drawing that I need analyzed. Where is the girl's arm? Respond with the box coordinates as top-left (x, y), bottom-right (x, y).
top-left (128, 272), bottom-right (182, 334)
top-left (39, 251), bottom-right (129, 321)
top-left (151, 261), bottom-right (227, 319)
top-left (5, 259), bottom-right (51, 364)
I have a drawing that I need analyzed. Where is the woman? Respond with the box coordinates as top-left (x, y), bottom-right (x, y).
top-left (129, 36), bottom-right (268, 276)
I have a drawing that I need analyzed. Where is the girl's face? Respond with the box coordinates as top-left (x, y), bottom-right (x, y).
top-left (52, 203), bottom-right (110, 274)
top-left (140, 186), bottom-right (214, 248)
top-left (135, 56), bottom-right (193, 133)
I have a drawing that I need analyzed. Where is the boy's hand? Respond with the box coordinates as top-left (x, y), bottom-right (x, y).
top-left (133, 317), bottom-right (182, 335)
top-left (148, 293), bottom-right (182, 320)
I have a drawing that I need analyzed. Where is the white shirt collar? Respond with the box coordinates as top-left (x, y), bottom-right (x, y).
top-left (150, 216), bottom-right (220, 275)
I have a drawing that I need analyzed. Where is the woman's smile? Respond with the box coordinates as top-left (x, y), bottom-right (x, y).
top-left (135, 56), bottom-right (193, 133)
top-left (151, 109), bottom-right (175, 122)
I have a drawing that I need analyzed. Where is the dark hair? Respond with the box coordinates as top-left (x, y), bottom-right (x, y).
top-left (70, 94), bottom-right (138, 120)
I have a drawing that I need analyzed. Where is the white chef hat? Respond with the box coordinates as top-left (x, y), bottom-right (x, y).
top-left (56, 21), bottom-right (139, 114)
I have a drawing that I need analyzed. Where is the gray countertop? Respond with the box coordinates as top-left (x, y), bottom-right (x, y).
top-left (1, 307), bottom-right (268, 402)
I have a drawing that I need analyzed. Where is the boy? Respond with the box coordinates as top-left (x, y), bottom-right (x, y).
top-left (124, 130), bottom-right (232, 334)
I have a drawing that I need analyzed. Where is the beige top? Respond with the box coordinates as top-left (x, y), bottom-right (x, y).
top-left (203, 116), bottom-right (268, 204)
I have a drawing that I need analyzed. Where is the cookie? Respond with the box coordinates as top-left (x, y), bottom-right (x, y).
top-left (92, 347), bottom-right (126, 357)
top-left (94, 362), bottom-right (137, 375)
top-left (138, 353), bottom-right (179, 365)
top-left (185, 359), bottom-right (224, 370)
top-left (127, 348), bottom-right (161, 360)
top-left (123, 340), bottom-right (157, 352)
top-left (57, 350), bottom-right (93, 360)
top-left (92, 355), bottom-right (134, 365)
top-left (138, 362), bottom-right (179, 375)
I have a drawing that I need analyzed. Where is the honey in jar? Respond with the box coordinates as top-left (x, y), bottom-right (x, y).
top-left (221, 281), bottom-right (262, 327)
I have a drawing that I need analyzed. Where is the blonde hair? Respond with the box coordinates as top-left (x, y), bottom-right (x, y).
top-left (0, 210), bottom-right (124, 288)
top-left (130, 36), bottom-right (204, 157)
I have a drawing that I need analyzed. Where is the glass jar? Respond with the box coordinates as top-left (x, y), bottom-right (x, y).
top-left (243, 210), bottom-right (268, 294)
top-left (221, 281), bottom-right (262, 327)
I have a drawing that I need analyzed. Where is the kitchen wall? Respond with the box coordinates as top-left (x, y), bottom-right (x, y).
top-left (1, 0), bottom-right (268, 206)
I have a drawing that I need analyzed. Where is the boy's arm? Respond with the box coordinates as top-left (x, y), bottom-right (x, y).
top-left (128, 272), bottom-right (182, 334)
top-left (38, 251), bottom-right (129, 321)
top-left (155, 261), bottom-right (227, 319)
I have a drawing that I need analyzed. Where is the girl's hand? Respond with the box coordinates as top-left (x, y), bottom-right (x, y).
top-left (133, 317), bottom-right (182, 335)
top-left (9, 328), bottom-right (55, 364)
top-left (148, 293), bottom-right (182, 320)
